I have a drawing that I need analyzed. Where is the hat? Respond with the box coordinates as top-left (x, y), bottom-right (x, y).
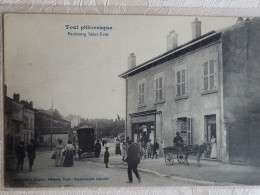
top-left (105, 147), bottom-right (109, 149)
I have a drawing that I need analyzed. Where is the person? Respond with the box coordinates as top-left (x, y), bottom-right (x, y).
top-left (173, 132), bottom-right (184, 147)
top-left (63, 140), bottom-right (74, 167)
top-left (125, 140), bottom-right (141, 184)
top-left (102, 139), bottom-right (105, 147)
top-left (104, 147), bottom-right (110, 168)
top-left (27, 139), bottom-right (36, 171)
top-left (210, 136), bottom-right (217, 159)
top-left (152, 139), bottom-right (159, 159)
top-left (141, 140), bottom-right (146, 158)
top-left (55, 139), bottom-right (64, 167)
top-left (146, 139), bottom-right (153, 158)
top-left (122, 141), bottom-right (126, 161)
top-left (115, 139), bottom-right (121, 155)
top-left (95, 140), bottom-right (102, 158)
top-left (15, 141), bottom-right (25, 172)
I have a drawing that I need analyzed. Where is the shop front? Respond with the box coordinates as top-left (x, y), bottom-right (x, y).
top-left (129, 110), bottom-right (157, 144)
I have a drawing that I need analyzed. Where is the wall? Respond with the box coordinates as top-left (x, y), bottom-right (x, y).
top-left (40, 133), bottom-right (68, 147)
top-left (222, 18), bottom-right (260, 165)
top-left (126, 41), bottom-right (224, 159)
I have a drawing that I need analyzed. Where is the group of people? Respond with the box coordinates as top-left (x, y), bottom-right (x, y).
top-left (142, 139), bottom-right (159, 159)
top-left (54, 139), bottom-right (75, 167)
top-left (16, 139), bottom-right (36, 172)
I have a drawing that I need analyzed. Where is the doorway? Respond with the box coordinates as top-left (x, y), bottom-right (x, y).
top-left (205, 115), bottom-right (217, 158)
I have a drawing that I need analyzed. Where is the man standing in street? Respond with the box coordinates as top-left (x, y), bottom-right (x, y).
top-left (173, 132), bottom-right (184, 147)
top-left (16, 141), bottom-right (25, 172)
top-left (125, 140), bottom-right (141, 184)
top-left (95, 140), bottom-right (101, 158)
top-left (27, 139), bottom-right (36, 172)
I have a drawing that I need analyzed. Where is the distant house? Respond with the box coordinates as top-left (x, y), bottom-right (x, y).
top-left (35, 109), bottom-right (70, 147)
top-left (120, 18), bottom-right (260, 165)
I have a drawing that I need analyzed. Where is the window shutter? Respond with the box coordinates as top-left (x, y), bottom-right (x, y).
top-left (185, 68), bottom-right (188, 96)
top-left (201, 63), bottom-right (205, 92)
top-left (214, 59), bottom-right (218, 90)
top-left (187, 118), bottom-right (192, 145)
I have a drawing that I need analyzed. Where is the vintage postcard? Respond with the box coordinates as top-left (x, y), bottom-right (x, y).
top-left (3, 14), bottom-right (260, 188)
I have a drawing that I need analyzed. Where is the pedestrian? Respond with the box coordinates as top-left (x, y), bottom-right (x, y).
top-left (55, 139), bottom-right (64, 167)
top-left (210, 136), bottom-right (217, 159)
top-left (27, 139), bottom-right (36, 171)
top-left (173, 132), bottom-right (184, 147)
top-left (15, 141), bottom-right (25, 172)
top-left (146, 139), bottom-right (153, 158)
top-left (125, 140), bottom-right (141, 184)
top-left (63, 140), bottom-right (74, 167)
top-left (152, 139), bottom-right (159, 159)
top-left (104, 147), bottom-right (110, 168)
top-left (102, 139), bottom-right (105, 147)
top-left (122, 141), bottom-right (126, 161)
top-left (115, 139), bottom-right (121, 155)
top-left (95, 140), bottom-right (102, 158)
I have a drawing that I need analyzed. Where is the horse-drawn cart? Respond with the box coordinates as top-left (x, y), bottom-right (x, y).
top-left (163, 143), bottom-right (209, 166)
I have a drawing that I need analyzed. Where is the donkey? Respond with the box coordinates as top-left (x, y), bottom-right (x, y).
top-left (183, 142), bottom-right (210, 167)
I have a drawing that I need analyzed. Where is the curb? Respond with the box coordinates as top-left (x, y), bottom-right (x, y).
top-left (86, 158), bottom-right (241, 186)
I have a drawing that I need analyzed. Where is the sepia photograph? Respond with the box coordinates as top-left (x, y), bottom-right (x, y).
top-left (3, 14), bottom-right (260, 188)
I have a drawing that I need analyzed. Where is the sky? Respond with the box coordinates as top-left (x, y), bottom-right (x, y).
top-left (4, 14), bottom-right (237, 119)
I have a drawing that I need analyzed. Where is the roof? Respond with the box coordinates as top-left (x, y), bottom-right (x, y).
top-left (119, 31), bottom-right (221, 78)
top-left (119, 18), bottom-right (255, 79)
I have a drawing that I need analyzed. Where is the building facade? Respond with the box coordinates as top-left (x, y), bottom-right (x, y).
top-left (120, 18), bottom-right (260, 165)
top-left (4, 88), bottom-right (35, 152)
top-left (35, 109), bottom-right (70, 147)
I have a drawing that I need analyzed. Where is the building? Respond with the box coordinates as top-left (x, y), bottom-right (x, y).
top-left (4, 86), bottom-right (35, 152)
top-left (120, 17), bottom-right (260, 165)
top-left (4, 92), bottom-right (23, 152)
top-left (35, 109), bottom-right (70, 147)
top-left (21, 100), bottom-right (35, 145)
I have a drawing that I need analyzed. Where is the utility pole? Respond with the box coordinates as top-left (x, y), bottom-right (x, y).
top-left (50, 100), bottom-right (53, 150)
top-left (96, 120), bottom-right (98, 139)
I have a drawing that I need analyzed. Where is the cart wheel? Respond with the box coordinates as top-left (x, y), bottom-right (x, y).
top-left (177, 153), bottom-right (185, 164)
top-left (165, 153), bottom-right (174, 166)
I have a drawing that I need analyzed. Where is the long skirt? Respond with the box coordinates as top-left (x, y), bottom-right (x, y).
top-left (210, 143), bottom-right (217, 158)
top-left (115, 144), bottom-right (121, 155)
top-left (55, 149), bottom-right (63, 167)
top-left (63, 150), bottom-right (74, 167)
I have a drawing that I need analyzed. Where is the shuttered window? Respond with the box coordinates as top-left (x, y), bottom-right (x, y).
top-left (155, 77), bottom-right (164, 102)
top-left (202, 58), bottom-right (218, 93)
top-left (138, 83), bottom-right (145, 105)
top-left (176, 69), bottom-right (186, 96)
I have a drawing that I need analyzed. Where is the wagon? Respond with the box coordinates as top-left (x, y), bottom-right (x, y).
top-left (163, 145), bottom-right (194, 166)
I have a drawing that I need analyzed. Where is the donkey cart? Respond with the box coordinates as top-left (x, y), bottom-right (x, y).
top-left (163, 143), bottom-right (209, 166)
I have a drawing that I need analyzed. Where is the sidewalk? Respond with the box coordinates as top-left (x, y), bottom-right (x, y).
top-left (86, 144), bottom-right (260, 186)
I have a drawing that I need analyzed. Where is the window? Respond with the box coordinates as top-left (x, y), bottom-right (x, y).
top-left (176, 69), bottom-right (186, 97)
top-left (201, 56), bottom-right (218, 93)
top-left (138, 83), bottom-right (145, 105)
top-left (155, 77), bottom-right (164, 102)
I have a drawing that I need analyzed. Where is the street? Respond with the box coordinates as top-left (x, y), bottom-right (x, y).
top-left (5, 144), bottom-right (195, 188)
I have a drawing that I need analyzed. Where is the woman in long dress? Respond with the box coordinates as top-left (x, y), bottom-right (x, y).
top-left (210, 136), bottom-right (217, 159)
top-left (115, 139), bottom-right (121, 155)
top-left (55, 139), bottom-right (64, 167)
top-left (63, 140), bottom-right (75, 167)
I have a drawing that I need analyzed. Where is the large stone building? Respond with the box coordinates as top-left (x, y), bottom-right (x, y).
top-left (35, 109), bottom-right (70, 147)
top-left (120, 17), bottom-right (260, 165)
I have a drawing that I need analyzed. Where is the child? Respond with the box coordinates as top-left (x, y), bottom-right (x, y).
top-left (104, 147), bottom-right (110, 168)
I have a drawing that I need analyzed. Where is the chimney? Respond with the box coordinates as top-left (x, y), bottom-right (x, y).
top-left (236, 17), bottom-right (244, 25)
top-left (167, 31), bottom-right (178, 51)
top-left (13, 93), bottom-right (20, 102)
top-left (128, 53), bottom-right (136, 69)
top-left (30, 101), bottom-right (33, 108)
top-left (192, 18), bottom-right (201, 39)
